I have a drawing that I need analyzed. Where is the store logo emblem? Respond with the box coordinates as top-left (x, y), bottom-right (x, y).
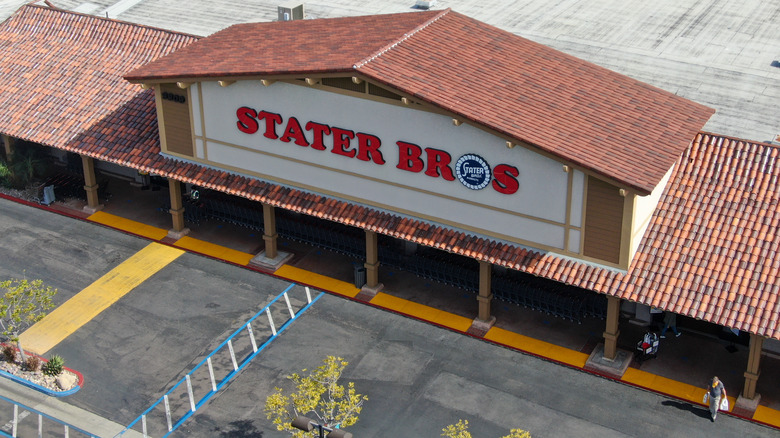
top-left (455, 154), bottom-right (492, 190)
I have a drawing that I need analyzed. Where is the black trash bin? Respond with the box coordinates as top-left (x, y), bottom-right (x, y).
top-left (354, 265), bottom-right (366, 288)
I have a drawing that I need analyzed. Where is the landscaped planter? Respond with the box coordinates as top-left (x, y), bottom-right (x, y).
top-left (0, 346), bottom-right (83, 397)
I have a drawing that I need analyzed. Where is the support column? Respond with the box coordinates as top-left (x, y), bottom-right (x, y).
top-left (364, 230), bottom-right (380, 288)
top-left (249, 203), bottom-right (292, 271)
top-left (584, 295), bottom-right (631, 377)
top-left (263, 204), bottom-right (278, 259)
top-left (603, 296), bottom-right (621, 360)
top-left (734, 333), bottom-right (764, 416)
top-left (355, 230), bottom-right (383, 299)
top-left (166, 179), bottom-right (189, 238)
top-left (477, 261), bottom-right (493, 322)
top-left (1, 134), bottom-right (13, 160)
top-left (81, 155), bottom-right (102, 212)
top-left (468, 260), bottom-right (495, 335)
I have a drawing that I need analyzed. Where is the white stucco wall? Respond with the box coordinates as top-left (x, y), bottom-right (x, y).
top-left (191, 80), bottom-right (583, 251)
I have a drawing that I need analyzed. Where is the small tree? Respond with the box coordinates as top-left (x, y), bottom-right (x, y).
top-left (442, 419), bottom-right (532, 438)
top-left (0, 278), bottom-right (57, 362)
top-left (265, 355), bottom-right (368, 437)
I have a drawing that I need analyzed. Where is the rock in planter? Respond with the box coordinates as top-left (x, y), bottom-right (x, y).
top-left (56, 373), bottom-right (77, 390)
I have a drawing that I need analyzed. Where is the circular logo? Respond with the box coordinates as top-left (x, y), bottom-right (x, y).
top-left (455, 154), bottom-right (492, 190)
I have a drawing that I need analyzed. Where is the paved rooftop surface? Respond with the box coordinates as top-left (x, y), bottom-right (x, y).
top-left (3, 0), bottom-right (780, 144)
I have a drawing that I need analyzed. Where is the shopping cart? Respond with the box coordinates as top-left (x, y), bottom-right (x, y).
top-left (635, 332), bottom-right (659, 363)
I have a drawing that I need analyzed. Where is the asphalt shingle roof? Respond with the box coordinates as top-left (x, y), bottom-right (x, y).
top-left (125, 9), bottom-right (715, 195)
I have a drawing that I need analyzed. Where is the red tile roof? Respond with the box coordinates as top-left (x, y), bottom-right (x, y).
top-left (125, 9), bottom-right (714, 195)
top-left (626, 133), bottom-right (780, 339)
top-left (0, 5), bottom-right (198, 148)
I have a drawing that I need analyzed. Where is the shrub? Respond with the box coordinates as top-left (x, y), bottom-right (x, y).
top-left (42, 354), bottom-right (64, 376)
top-left (24, 355), bottom-right (40, 371)
top-left (1, 345), bottom-right (16, 363)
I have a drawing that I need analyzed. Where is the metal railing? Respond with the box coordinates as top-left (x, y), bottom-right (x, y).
top-left (117, 284), bottom-right (323, 438)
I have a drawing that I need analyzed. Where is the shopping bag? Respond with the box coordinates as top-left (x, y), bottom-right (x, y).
top-left (720, 397), bottom-right (729, 411)
top-left (702, 392), bottom-right (709, 404)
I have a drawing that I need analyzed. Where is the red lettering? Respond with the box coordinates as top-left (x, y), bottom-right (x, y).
top-left (279, 117), bottom-right (309, 146)
top-left (236, 107), bottom-right (258, 134)
top-left (356, 133), bottom-right (385, 164)
top-left (424, 148), bottom-right (455, 181)
top-left (331, 127), bottom-right (356, 158)
top-left (257, 111), bottom-right (283, 139)
top-left (396, 141), bottom-right (424, 172)
top-left (305, 121), bottom-right (331, 150)
top-left (492, 164), bottom-right (520, 194)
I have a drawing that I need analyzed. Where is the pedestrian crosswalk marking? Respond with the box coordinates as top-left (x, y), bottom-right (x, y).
top-left (19, 242), bottom-right (184, 355)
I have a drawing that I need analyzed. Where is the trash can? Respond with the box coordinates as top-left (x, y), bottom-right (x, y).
top-left (354, 265), bottom-right (366, 288)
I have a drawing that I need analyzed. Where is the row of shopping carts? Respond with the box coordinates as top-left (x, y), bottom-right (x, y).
top-left (176, 190), bottom-right (606, 324)
top-left (492, 272), bottom-right (607, 323)
top-left (198, 196), bottom-right (263, 230)
top-left (277, 215), bottom-right (365, 257)
top-left (388, 249), bottom-right (480, 291)
top-left (33, 172), bottom-right (111, 204)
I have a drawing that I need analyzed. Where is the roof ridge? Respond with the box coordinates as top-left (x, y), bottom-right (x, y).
top-left (352, 8), bottom-right (450, 69)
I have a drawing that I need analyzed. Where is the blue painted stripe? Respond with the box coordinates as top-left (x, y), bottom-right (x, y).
top-left (118, 284), bottom-right (322, 437)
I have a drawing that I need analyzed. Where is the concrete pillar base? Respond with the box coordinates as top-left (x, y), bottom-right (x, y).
top-left (82, 204), bottom-right (104, 214)
top-left (248, 250), bottom-right (293, 272)
top-left (355, 283), bottom-right (384, 302)
top-left (584, 343), bottom-right (632, 379)
top-left (467, 316), bottom-right (496, 337)
top-left (733, 394), bottom-right (761, 418)
top-left (166, 228), bottom-right (190, 240)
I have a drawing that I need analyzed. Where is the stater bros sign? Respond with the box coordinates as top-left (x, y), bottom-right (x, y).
top-left (235, 106), bottom-right (521, 195)
top-left (193, 81), bottom-right (582, 251)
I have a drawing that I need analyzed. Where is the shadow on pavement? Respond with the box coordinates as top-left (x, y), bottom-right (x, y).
top-left (662, 400), bottom-right (711, 420)
top-left (218, 420), bottom-right (264, 437)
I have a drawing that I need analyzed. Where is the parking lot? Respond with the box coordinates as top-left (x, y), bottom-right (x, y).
top-left (2, 196), bottom-right (779, 437)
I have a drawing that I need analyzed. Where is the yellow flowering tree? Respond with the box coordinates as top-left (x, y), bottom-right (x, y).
top-left (265, 355), bottom-right (368, 437)
top-left (0, 277), bottom-right (57, 361)
top-left (442, 419), bottom-right (532, 438)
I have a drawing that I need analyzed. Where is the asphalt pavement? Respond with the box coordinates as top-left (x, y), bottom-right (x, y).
top-left (1, 196), bottom-right (778, 437)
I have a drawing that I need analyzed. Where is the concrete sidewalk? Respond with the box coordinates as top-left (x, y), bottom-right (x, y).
top-left (0, 378), bottom-right (142, 437)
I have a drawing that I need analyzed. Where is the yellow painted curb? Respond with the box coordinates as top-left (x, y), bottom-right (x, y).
top-left (370, 293), bottom-right (473, 332)
top-left (275, 265), bottom-right (360, 298)
top-left (753, 406), bottom-right (780, 428)
top-left (87, 211), bottom-right (168, 241)
top-left (19, 243), bottom-right (184, 354)
top-left (484, 327), bottom-right (589, 368)
top-left (174, 236), bottom-right (254, 266)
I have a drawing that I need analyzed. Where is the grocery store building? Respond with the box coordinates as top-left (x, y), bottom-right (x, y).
top-left (1, 4), bottom-right (778, 413)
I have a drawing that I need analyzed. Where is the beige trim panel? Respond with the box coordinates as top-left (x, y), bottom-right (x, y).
top-left (160, 83), bottom-right (194, 157)
top-left (582, 176), bottom-right (623, 264)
